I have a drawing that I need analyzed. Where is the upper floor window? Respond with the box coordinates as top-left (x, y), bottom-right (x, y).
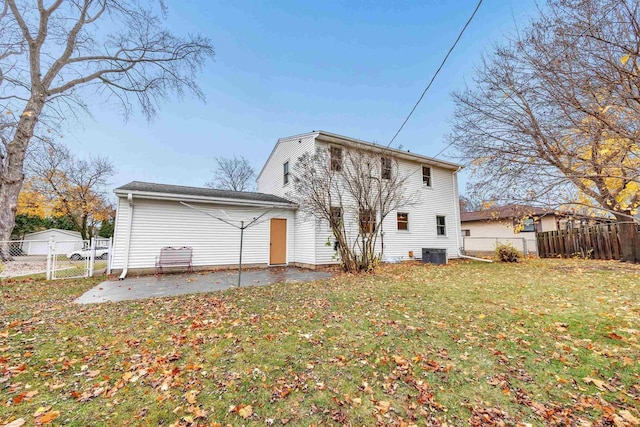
top-left (462, 229), bottom-right (471, 237)
top-left (381, 157), bottom-right (392, 180)
top-left (436, 215), bottom-right (446, 236)
top-left (283, 161), bottom-right (289, 185)
top-left (397, 212), bottom-right (409, 230)
top-left (422, 166), bottom-right (432, 187)
top-left (330, 147), bottom-right (343, 171)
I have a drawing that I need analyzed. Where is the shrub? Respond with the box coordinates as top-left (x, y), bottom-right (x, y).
top-left (495, 243), bottom-right (520, 262)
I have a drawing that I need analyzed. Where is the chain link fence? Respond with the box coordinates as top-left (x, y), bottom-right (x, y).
top-left (0, 237), bottom-right (111, 280)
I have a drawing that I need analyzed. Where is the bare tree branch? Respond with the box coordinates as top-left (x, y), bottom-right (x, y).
top-left (205, 155), bottom-right (256, 192)
top-left (0, 0), bottom-right (214, 257)
top-left (449, 0), bottom-right (640, 262)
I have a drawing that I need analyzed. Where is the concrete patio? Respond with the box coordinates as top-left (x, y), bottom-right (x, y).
top-left (75, 267), bottom-right (333, 304)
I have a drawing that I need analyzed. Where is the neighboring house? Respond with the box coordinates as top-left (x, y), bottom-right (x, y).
top-left (460, 205), bottom-right (560, 255)
top-left (110, 130), bottom-right (463, 276)
top-left (18, 228), bottom-right (84, 255)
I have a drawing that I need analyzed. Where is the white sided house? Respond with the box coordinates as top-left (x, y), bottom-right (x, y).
top-left (460, 205), bottom-right (559, 255)
top-left (111, 131), bottom-right (463, 276)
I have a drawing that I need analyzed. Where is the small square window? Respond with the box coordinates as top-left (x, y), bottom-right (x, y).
top-left (436, 215), bottom-right (446, 236)
top-left (422, 166), bottom-right (432, 187)
top-left (522, 218), bottom-right (535, 232)
top-left (397, 212), bottom-right (408, 230)
top-left (330, 147), bottom-right (343, 171)
top-left (359, 209), bottom-right (376, 234)
top-left (283, 161), bottom-right (289, 185)
top-left (462, 229), bottom-right (471, 237)
top-left (381, 157), bottom-right (392, 180)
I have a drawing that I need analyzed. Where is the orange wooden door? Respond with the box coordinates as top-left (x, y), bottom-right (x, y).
top-left (270, 218), bottom-right (287, 265)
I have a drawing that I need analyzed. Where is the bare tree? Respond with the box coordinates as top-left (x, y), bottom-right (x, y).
top-left (292, 146), bottom-right (415, 272)
top-left (205, 155), bottom-right (256, 192)
top-left (0, 0), bottom-right (214, 258)
top-left (448, 0), bottom-right (640, 262)
top-left (27, 142), bottom-right (114, 240)
top-left (459, 195), bottom-right (485, 213)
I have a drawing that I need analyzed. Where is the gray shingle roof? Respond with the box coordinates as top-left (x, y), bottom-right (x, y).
top-left (460, 204), bottom-right (553, 222)
top-left (114, 181), bottom-right (295, 205)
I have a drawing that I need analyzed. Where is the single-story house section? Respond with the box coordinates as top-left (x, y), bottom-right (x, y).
top-left (19, 228), bottom-right (84, 255)
top-left (110, 182), bottom-right (298, 277)
top-left (460, 205), bottom-right (558, 255)
top-left (111, 131), bottom-right (465, 277)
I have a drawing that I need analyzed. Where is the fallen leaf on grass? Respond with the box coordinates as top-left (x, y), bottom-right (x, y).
top-left (34, 410), bottom-right (60, 425)
top-left (2, 419), bottom-right (26, 427)
top-left (583, 377), bottom-right (616, 392)
top-left (185, 389), bottom-right (198, 404)
top-left (238, 405), bottom-right (253, 419)
top-left (375, 400), bottom-right (391, 414)
top-left (619, 410), bottom-right (640, 426)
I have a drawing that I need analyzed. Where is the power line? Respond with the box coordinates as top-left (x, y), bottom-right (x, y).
top-left (430, 1), bottom-right (619, 160)
top-left (387, 0), bottom-right (483, 148)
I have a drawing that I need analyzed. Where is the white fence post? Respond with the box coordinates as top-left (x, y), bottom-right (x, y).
top-left (46, 237), bottom-right (53, 280)
top-left (106, 237), bottom-right (113, 275)
top-left (88, 237), bottom-right (96, 277)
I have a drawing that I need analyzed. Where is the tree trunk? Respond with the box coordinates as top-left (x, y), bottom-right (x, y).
top-left (0, 97), bottom-right (45, 260)
top-left (616, 213), bottom-right (639, 263)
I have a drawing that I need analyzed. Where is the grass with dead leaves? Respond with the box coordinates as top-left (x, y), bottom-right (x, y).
top-left (1, 258), bottom-right (639, 426)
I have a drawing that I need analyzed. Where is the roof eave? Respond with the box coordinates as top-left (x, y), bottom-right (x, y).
top-left (315, 131), bottom-right (462, 171)
top-left (114, 189), bottom-right (297, 209)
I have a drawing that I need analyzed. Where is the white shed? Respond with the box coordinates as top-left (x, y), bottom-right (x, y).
top-left (20, 229), bottom-right (84, 255)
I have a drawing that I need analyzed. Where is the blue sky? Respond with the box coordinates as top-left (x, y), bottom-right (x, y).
top-left (64, 0), bottom-right (539, 194)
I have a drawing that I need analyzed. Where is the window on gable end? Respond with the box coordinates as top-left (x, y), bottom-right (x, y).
top-left (283, 161), bottom-right (289, 185)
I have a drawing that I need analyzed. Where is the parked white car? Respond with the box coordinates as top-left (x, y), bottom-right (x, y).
top-left (67, 247), bottom-right (109, 260)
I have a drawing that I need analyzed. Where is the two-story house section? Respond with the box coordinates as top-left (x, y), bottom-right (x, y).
top-left (110, 130), bottom-right (463, 277)
top-left (257, 130), bottom-right (463, 267)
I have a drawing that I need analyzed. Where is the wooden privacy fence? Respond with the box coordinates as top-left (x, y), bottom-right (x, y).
top-left (536, 223), bottom-right (638, 260)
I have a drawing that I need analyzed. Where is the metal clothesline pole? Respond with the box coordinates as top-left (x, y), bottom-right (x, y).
top-left (238, 221), bottom-right (244, 288)
top-left (179, 201), bottom-right (277, 287)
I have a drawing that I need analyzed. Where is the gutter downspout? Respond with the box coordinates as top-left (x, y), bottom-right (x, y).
top-left (452, 168), bottom-right (492, 263)
top-left (119, 193), bottom-right (135, 280)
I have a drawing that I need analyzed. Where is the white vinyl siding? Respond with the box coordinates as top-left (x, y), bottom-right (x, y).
top-left (310, 138), bottom-right (461, 264)
top-left (257, 134), bottom-right (316, 198)
top-left (110, 198), bottom-right (295, 270)
top-left (373, 159), bottom-right (461, 261)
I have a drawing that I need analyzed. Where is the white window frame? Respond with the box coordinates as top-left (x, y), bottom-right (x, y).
top-left (397, 212), bottom-right (409, 231)
top-left (436, 215), bottom-right (447, 236)
top-left (422, 165), bottom-right (432, 188)
top-left (283, 161), bottom-right (290, 186)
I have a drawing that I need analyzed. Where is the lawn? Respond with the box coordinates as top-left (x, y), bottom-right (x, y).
top-left (1, 259), bottom-right (639, 426)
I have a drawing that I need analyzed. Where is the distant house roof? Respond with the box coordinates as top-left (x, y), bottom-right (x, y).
top-left (114, 181), bottom-right (296, 208)
top-left (24, 228), bottom-right (82, 239)
top-left (460, 205), bottom-right (554, 223)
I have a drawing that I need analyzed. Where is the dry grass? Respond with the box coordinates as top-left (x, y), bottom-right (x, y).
top-left (1, 258), bottom-right (639, 426)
